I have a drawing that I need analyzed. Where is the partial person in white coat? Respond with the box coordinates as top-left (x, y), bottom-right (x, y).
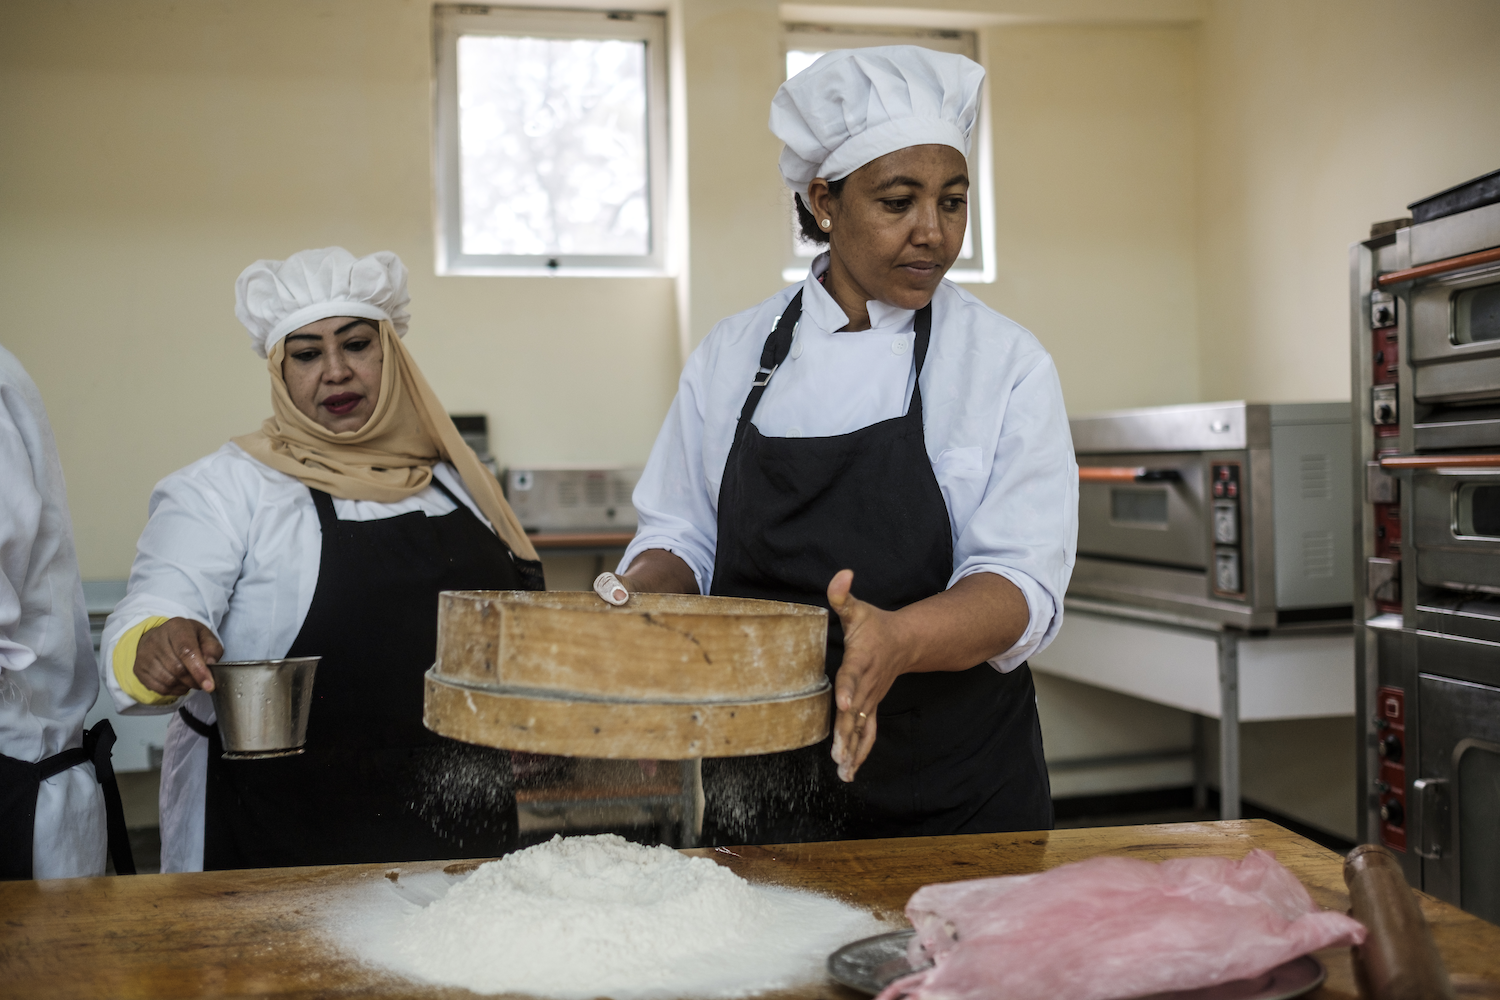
top-left (0, 343), bottom-right (119, 880)
top-left (101, 248), bottom-right (542, 873)
top-left (597, 47), bottom-right (1078, 846)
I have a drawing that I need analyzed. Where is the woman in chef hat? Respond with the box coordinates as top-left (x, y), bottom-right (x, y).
top-left (598, 47), bottom-right (1077, 844)
top-left (100, 248), bottom-right (541, 872)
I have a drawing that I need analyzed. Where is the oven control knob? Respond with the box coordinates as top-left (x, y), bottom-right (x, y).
top-left (1378, 733), bottom-right (1404, 762)
top-left (1380, 798), bottom-right (1405, 828)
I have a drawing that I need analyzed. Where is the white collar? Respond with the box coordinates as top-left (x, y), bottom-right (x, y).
top-left (802, 253), bottom-right (918, 335)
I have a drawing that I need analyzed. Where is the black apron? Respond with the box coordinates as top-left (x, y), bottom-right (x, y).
top-left (702, 290), bottom-right (1052, 846)
top-left (0, 720), bottom-right (134, 879)
top-left (202, 479), bottom-right (540, 870)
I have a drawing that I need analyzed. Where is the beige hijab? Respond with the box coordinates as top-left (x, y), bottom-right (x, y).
top-left (234, 321), bottom-right (538, 562)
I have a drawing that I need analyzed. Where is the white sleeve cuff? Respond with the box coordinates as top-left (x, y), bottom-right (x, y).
top-left (952, 565), bottom-right (1060, 673)
top-left (618, 533), bottom-right (715, 596)
top-left (100, 603), bottom-right (211, 715)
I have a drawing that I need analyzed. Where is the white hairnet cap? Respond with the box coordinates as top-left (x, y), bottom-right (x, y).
top-left (770, 46), bottom-right (985, 195)
top-left (234, 247), bottom-right (412, 358)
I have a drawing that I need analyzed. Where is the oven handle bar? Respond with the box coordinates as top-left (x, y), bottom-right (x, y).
top-left (1375, 245), bottom-right (1500, 287)
top-left (1078, 467), bottom-right (1184, 483)
top-left (1380, 454), bottom-right (1500, 470)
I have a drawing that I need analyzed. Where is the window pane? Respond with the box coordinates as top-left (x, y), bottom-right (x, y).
top-left (458, 34), bottom-right (650, 257)
top-left (786, 48), bottom-right (824, 79)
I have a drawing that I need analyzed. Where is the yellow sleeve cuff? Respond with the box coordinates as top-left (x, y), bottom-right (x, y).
top-left (112, 616), bottom-right (177, 706)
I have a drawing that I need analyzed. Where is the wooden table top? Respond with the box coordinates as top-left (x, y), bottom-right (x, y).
top-left (3, 819), bottom-right (1497, 1000)
top-left (527, 532), bottom-right (635, 550)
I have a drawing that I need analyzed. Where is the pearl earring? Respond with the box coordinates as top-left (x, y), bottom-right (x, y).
top-left (820, 218), bottom-right (832, 231)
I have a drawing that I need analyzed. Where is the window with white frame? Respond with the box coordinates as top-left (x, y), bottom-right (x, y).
top-left (781, 24), bottom-right (994, 284)
top-left (434, 6), bottom-right (669, 275)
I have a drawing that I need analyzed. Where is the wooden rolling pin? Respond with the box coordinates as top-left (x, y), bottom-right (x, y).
top-left (1343, 844), bottom-right (1456, 1000)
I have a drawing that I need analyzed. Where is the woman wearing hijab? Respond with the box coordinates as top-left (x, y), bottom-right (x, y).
top-left (101, 248), bottom-right (541, 872)
top-left (596, 47), bottom-right (1077, 845)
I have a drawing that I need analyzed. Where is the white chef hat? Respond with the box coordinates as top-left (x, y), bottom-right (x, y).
top-left (770, 45), bottom-right (985, 195)
top-left (234, 247), bottom-right (412, 358)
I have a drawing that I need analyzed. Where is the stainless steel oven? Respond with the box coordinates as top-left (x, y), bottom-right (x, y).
top-left (1353, 167), bottom-right (1500, 909)
top-left (1410, 634), bottom-right (1500, 927)
top-left (1399, 198), bottom-right (1500, 451)
top-left (1071, 401), bottom-right (1352, 629)
top-left (502, 465), bottom-right (643, 532)
top-left (1409, 239), bottom-right (1500, 405)
top-left (1407, 466), bottom-right (1500, 642)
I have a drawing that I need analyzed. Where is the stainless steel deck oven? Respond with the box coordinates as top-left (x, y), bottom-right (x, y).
top-left (1352, 167), bottom-right (1500, 919)
top-left (502, 465), bottom-right (643, 533)
top-left (1070, 401), bottom-right (1353, 630)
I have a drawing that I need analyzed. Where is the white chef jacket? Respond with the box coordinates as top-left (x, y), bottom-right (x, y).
top-left (0, 344), bottom-right (107, 879)
top-left (622, 253), bottom-right (1078, 672)
top-left (100, 444), bottom-right (494, 873)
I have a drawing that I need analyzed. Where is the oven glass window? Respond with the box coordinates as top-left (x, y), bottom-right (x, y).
top-left (1459, 743), bottom-right (1500, 925)
top-left (1457, 483), bottom-right (1500, 538)
top-left (1453, 284), bottom-right (1500, 344)
top-left (1110, 489), bottom-right (1169, 527)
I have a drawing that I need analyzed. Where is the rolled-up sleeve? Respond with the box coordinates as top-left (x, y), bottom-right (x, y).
top-left (950, 354), bottom-right (1078, 672)
top-left (101, 472), bottom-right (247, 713)
top-left (619, 345), bottom-right (719, 594)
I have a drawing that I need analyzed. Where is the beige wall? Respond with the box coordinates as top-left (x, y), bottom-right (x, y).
top-left (980, 23), bottom-right (1200, 410)
top-left (682, 7), bottom-right (1204, 411)
top-left (0, 0), bottom-right (1209, 579)
top-left (682, 0), bottom-right (790, 348)
top-left (0, 0), bottom-right (681, 579)
top-left (1196, 0), bottom-right (1500, 403)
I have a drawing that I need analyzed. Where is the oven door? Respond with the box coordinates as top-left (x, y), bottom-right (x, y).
top-left (1413, 468), bottom-right (1500, 594)
top-left (1408, 463), bottom-right (1500, 641)
top-left (1410, 262), bottom-right (1500, 406)
top-left (1414, 653), bottom-right (1500, 924)
top-left (1076, 452), bottom-right (1207, 571)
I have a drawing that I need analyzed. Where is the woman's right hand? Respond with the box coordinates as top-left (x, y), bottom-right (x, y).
top-left (133, 617), bottom-right (223, 697)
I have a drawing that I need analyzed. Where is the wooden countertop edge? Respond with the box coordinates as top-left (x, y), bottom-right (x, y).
top-left (3, 819), bottom-right (1497, 1000)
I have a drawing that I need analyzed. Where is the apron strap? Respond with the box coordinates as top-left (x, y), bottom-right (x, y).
top-left (427, 473), bottom-right (546, 591)
top-left (1, 721), bottom-right (136, 877)
top-left (309, 472), bottom-right (475, 519)
top-left (309, 480), bottom-right (546, 596)
top-left (308, 487), bottom-right (340, 534)
top-left (428, 473), bottom-right (462, 506)
top-left (738, 289), bottom-right (936, 429)
top-left (177, 705), bottom-right (215, 739)
top-left (83, 720), bottom-right (136, 875)
top-left (36, 746), bottom-right (89, 781)
top-left (736, 290), bottom-right (805, 429)
top-left (905, 301), bottom-right (934, 425)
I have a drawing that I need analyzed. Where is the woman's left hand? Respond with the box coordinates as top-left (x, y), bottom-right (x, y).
top-left (827, 569), bottom-right (913, 783)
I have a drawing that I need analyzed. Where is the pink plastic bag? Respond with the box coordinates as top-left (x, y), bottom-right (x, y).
top-left (875, 849), bottom-right (1365, 1000)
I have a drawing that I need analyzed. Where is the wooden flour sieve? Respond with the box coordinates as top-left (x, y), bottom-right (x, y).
top-left (422, 591), bottom-right (831, 758)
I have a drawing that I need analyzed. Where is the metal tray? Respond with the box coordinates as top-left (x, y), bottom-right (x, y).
top-left (828, 929), bottom-right (1327, 999)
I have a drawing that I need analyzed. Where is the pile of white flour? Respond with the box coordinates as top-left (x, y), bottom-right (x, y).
top-left (337, 834), bottom-right (885, 998)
